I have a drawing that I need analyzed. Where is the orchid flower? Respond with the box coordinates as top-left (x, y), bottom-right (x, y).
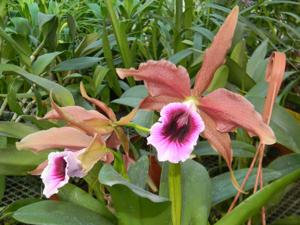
top-left (147, 101), bottom-right (205, 163)
top-left (116, 7), bottom-right (275, 170)
top-left (17, 84), bottom-right (137, 197)
top-left (41, 150), bottom-right (85, 198)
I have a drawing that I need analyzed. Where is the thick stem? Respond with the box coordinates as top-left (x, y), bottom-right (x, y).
top-left (169, 163), bottom-right (182, 225)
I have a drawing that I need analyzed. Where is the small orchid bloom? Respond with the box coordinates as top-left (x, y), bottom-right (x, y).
top-left (116, 7), bottom-right (276, 171)
top-left (147, 102), bottom-right (205, 163)
top-left (41, 151), bottom-right (85, 198)
top-left (17, 83), bottom-right (137, 175)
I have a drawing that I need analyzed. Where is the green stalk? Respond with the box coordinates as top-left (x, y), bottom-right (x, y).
top-left (102, 20), bottom-right (122, 96)
top-left (125, 122), bottom-right (150, 133)
top-left (169, 163), bottom-right (182, 225)
top-left (174, 0), bottom-right (183, 53)
top-left (104, 0), bottom-right (134, 85)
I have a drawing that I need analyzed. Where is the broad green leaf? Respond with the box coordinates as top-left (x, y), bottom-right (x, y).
top-left (58, 184), bottom-right (115, 221)
top-left (32, 51), bottom-right (62, 75)
top-left (214, 169), bottom-right (300, 225)
top-left (0, 147), bottom-right (48, 175)
top-left (112, 85), bottom-right (147, 107)
top-left (159, 160), bottom-right (211, 225)
top-left (0, 122), bottom-right (38, 138)
top-left (53, 57), bottom-right (100, 71)
top-left (99, 164), bottom-right (171, 225)
top-left (268, 153), bottom-right (300, 176)
top-left (248, 97), bottom-right (300, 152)
top-left (246, 40), bottom-right (268, 81)
top-left (13, 201), bottom-right (114, 225)
top-left (206, 65), bottom-right (229, 93)
top-left (38, 13), bottom-right (58, 50)
top-left (211, 168), bottom-right (281, 205)
top-left (11, 17), bottom-right (31, 37)
top-left (128, 155), bottom-right (149, 188)
top-left (0, 64), bottom-right (74, 106)
top-left (194, 141), bottom-right (255, 158)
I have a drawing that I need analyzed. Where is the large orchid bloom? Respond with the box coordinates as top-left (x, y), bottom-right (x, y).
top-left (116, 7), bottom-right (275, 169)
top-left (41, 151), bottom-right (85, 198)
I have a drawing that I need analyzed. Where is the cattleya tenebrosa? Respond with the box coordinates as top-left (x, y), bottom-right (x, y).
top-left (17, 84), bottom-right (136, 197)
top-left (116, 7), bottom-right (276, 169)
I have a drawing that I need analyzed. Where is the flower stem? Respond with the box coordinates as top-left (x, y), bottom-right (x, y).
top-left (125, 122), bottom-right (150, 133)
top-left (169, 163), bottom-right (182, 225)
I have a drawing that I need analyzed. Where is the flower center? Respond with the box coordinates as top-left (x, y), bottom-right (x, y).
top-left (52, 156), bottom-right (67, 180)
top-left (162, 109), bottom-right (191, 142)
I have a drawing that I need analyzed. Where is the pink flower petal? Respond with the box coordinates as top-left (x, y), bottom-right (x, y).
top-left (41, 151), bottom-right (85, 198)
top-left (116, 60), bottom-right (191, 99)
top-left (147, 102), bottom-right (205, 163)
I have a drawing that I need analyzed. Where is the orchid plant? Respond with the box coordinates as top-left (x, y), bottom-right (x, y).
top-left (13, 6), bottom-right (290, 225)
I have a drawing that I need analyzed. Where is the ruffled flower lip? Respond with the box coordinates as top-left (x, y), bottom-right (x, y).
top-left (147, 102), bottom-right (205, 163)
top-left (41, 151), bottom-right (85, 198)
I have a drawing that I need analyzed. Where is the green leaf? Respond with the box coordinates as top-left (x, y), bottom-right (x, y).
top-left (0, 147), bottom-right (48, 175)
top-left (99, 164), bottom-right (171, 225)
top-left (104, 0), bottom-right (133, 68)
top-left (0, 122), bottom-right (38, 138)
top-left (206, 65), bottom-right (229, 93)
top-left (13, 201), bottom-right (114, 225)
top-left (128, 155), bottom-right (149, 188)
top-left (7, 82), bottom-right (23, 115)
top-left (112, 85), bottom-right (147, 107)
top-left (11, 17), bottom-right (31, 37)
top-left (38, 13), bottom-right (58, 50)
top-left (246, 40), bottom-right (268, 81)
top-left (211, 168), bottom-right (281, 206)
top-left (248, 97), bottom-right (300, 153)
top-left (226, 58), bottom-right (255, 91)
top-left (159, 160), bottom-right (211, 225)
top-left (0, 199), bottom-right (40, 220)
top-left (132, 110), bottom-right (157, 137)
top-left (214, 169), bottom-right (300, 225)
top-left (0, 27), bottom-right (30, 66)
top-left (271, 216), bottom-right (300, 225)
top-left (230, 40), bottom-right (248, 68)
top-left (32, 51), bottom-right (62, 75)
top-left (268, 153), bottom-right (300, 176)
top-left (181, 160), bottom-right (211, 225)
top-left (0, 64), bottom-right (74, 106)
top-left (53, 57), bottom-right (100, 71)
top-left (194, 141), bottom-right (255, 158)
top-left (58, 183), bottom-right (115, 221)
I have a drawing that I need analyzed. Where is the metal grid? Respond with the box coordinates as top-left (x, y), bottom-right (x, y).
top-left (2, 176), bottom-right (42, 206)
top-left (1, 163), bottom-right (300, 225)
top-left (267, 180), bottom-right (300, 224)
